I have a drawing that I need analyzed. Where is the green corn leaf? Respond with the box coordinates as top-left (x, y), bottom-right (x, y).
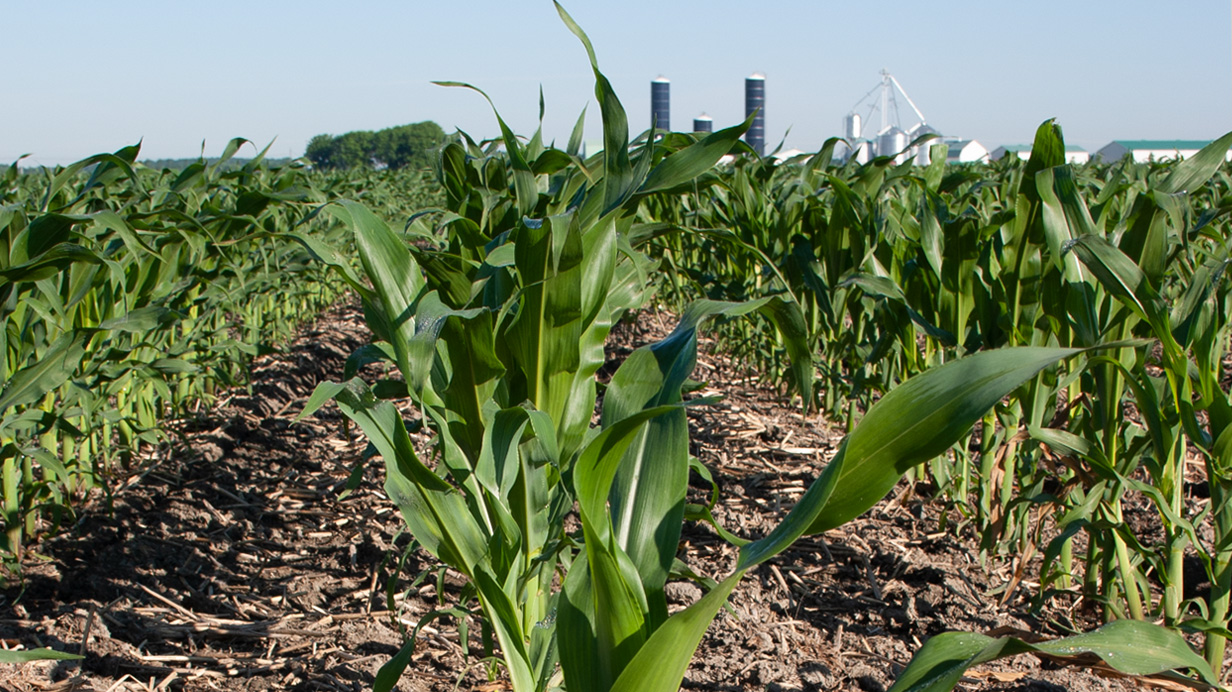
top-left (555, 1), bottom-right (634, 215)
top-left (326, 201), bottom-right (427, 384)
top-left (0, 333), bottom-right (89, 411)
top-left (472, 567), bottom-right (536, 692)
top-left (25, 446), bottom-right (71, 482)
top-left (607, 571), bottom-right (745, 692)
top-left (531, 149), bottom-right (575, 177)
top-left (0, 648), bottom-right (83, 664)
top-left (737, 439), bottom-right (847, 570)
top-left (603, 299), bottom-right (778, 629)
top-left (10, 213), bottom-right (75, 265)
top-left (432, 81), bottom-right (538, 217)
top-left (1171, 259), bottom-right (1228, 348)
top-left (559, 542), bottom-right (655, 692)
top-left (42, 150), bottom-right (138, 212)
top-left (635, 114), bottom-right (753, 197)
top-left (148, 358), bottom-right (196, 375)
top-left (297, 381), bottom-right (348, 421)
top-left (917, 188), bottom-right (945, 280)
top-left (1157, 131), bottom-right (1232, 195)
top-left (419, 292), bottom-right (502, 455)
top-left (373, 639), bottom-right (415, 692)
top-left (842, 274), bottom-right (957, 347)
top-left (288, 230), bottom-right (374, 301)
top-left (684, 502), bottom-right (751, 547)
top-left (560, 405), bottom-right (681, 690)
top-left (804, 346), bottom-right (1084, 535)
top-left (558, 554), bottom-right (604, 691)
top-left (754, 295), bottom-right (816, 409)
top-left (1066, 234), bottom-right (1184, 365)
top-left (1036, 166), bottom-right (1094, 275)
top-left (474, 407), bottom-right (532, 498)
top-left (209, 137), bottom-right (250, 175)
top-left (889, 620), bottom-right (1216, 692)
top-left (574, 405), bottom-right (682, 556)
top-left (342, 342), bottom-right (397, 380)
top-left (1028, 425), bottom-right (1113, 475)
top-left (567, 106), bottom-right (587, 157)
top-left (0, 243), bottom-right (104, 287)
top-left (1020, 119), bottom-right (1065, 205)
top-left (331, 378), bottom-right (488, 576)
top-left (374, 605), bottom-right (479, 692)
top-left (97, 306), bottom-right (178, 333)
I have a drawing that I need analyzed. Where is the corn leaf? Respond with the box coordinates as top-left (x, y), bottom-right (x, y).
top-left (331, 378), bottom-right (488, 576)
top-left (0, 333), bottom-right (89, 412)
top-left (889, 620), bottom-right (1216, 692)
top-left (0, 648), bottom-right (83, 664)
top-left (554, 1), bottom-right (634, 215)
top-left (559, 404), bottom-right (682, 691)
top-left (803, 346), bottom-right (1083, 535)
top-left (607, 571), bottom-right (745, 692)
top-left (602, 299), bottom-right (776, 629)
top-left (1157, 132), bottom-right (1232, 195)
top-left (635, 115), bottom-right (753, 197)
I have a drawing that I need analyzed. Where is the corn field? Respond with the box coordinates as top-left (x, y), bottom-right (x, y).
top-left (4, 5), bottom-right (1232, 691)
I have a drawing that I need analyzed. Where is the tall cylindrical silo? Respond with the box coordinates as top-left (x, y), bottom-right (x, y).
top-left (651, 77), bottom-right (670, 132)
top-left (844, 112), bottom-right (862, 141)
top-left (693, 113), bottom-right (713, 134)
top-left (745, 73), bottom-right (765, 156)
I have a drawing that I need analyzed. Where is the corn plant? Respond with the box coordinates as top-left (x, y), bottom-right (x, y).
top-left (0, 140), bottom-right (389, 570)
top-left (1060, 133), bottom-right (1232, 670)
top-left (296, 6), bottom-right (1218, 691)
top-left (297, 8), bottom-right (787, 689)
top-left (309, 189), bottom-right (1204, 688)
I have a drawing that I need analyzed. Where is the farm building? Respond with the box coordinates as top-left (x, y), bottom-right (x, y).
top-left (1093, 140), bottom-right (1232, 162)
top-left (990, 144), bottom-right (1090, 164)
top-left (943, 139), bottom-right (989, 163)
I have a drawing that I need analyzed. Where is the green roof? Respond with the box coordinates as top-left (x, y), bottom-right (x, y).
top-left (1111, 140), bottom-right (1214, 150)
top-left (997, 144), bottom-right (1087, 152)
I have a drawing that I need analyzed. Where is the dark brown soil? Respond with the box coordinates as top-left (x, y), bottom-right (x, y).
top-left (0, 304), bottom-right (1218, 691)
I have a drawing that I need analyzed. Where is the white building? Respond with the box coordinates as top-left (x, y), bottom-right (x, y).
top-left (1093, 140), bottom-right (1232, 163)
top-left (990, 145), bottom-right (1090, 164)
top-left (943, 139), bottom-right (989, 164)
top-left (834, 139), bottom-right (874, 164)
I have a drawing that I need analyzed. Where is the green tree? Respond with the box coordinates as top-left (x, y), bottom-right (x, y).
top-left (373, 121), bottom-right (445, 170)
top-left (332, 130), bottom-right (375, 168)
top-left (304, 134), bottom-right (336, 169)
top-left (303, 122), bottom-right (444, 170)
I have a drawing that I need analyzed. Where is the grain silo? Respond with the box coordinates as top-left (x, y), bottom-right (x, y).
top-left (745, 73), bottom-right (765, 155)
top-left (877, 127), bottom-right (908, 161)
top-left (693, 113), bottom-right (713, 134)
top-left (651, 77), bottom-right (670, 132)
top-left (844, 112), bottom-right (862, 140)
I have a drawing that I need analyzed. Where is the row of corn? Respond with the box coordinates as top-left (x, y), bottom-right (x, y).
top-left (303, 5), bottom-right (1229, 690)
top-left (651, 121), bottom-right (1232, 677)
top-left (0, 141), bottom-right (437, 571)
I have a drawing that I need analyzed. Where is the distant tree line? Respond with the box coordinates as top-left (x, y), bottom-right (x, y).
top-left (140, 157), bottom-right (293, 171)
top-left (1, 158), bottom-right (295, 175)
top-left (305, 121), bottom-right (445, 170)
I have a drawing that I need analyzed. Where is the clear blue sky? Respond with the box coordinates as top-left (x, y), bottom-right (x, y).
top-left (4, 1), bottom-right (1230, 165)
